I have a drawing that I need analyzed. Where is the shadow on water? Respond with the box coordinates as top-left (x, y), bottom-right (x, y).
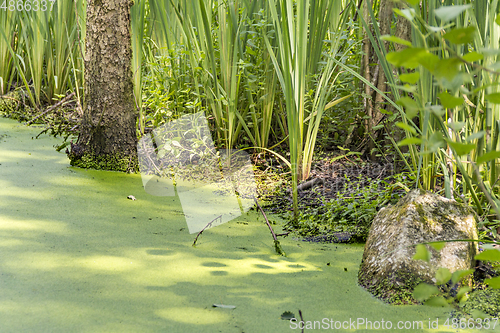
top-left (0, 118), bottom-right (466, 332)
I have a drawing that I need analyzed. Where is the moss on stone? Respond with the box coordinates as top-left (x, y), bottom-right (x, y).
top-left (359, 265), bottom-right (428, 305)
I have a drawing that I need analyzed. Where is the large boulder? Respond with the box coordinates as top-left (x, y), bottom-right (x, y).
top-left (358, 189), bottom-right (478, 304)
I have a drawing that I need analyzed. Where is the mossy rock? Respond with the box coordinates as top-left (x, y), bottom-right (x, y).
top-left (358, 189), bottom-right (478, 304)
top-left (359, 262), bottom-right (429, 305)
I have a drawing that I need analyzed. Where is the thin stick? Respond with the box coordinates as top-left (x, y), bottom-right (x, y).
top-left (254, 197), bottom-right (285, 255)
top-left (27, 92), bottom-right (75, 125)
top-left (192, 215), bottom-right (222, 246)
top-left (299, 309), bottom-right (304, 333)
top-left (254, 197), bottom-right (278, 241)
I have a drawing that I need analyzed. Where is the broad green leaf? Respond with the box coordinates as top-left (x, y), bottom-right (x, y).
top-left (435, 267), bottom-right (452, 285)
top-left (446, 122), bottom-right (466, 131)
top-left (472, 309), bottom-right (490, 319)
top-left (496, 13), bottom-right (500, 26)
top-left (479, 48), bottom-right (500, 56)
top-left (413, 283), bottom-right (439, 301)
top-left (399, 72), bottom-right (420, 84)
top-left (387, 48), bottom-right (426, 68)
top-left (462, 52), bottom-right (484, 62)
top-left (452, 269), bottom-right (474, 285)
top-left (456, 286), bottom-right (472, 300)
top-left (434, 5), bottom-right (471, 22)
top-left (475, 249), bottom-right (500, 262)
top-left (381, 35), bottom-right (412, 47)
top-left (438, 91), bottom-right (463, 108)
top-left (443, 27), bottom-right (476, 45)
top-left (397, 96), bottom-right (420, 119)
top-left (485, 276), bottom-right (500, 288)
top-left (424, 296), bottom-right (450, 307)
top-left (417, 52), bottom-right (440, 73)
top-left (480, 243), bottom-right (500, 250)
top-left (405, 0), bottom-right (419, 5)
top-left (427, 105), bottom-right (445, 117)
top-left (396, 122), bottom-right (417, 135)
top-left (413, 244), bottom-right (431, 262)
top-left (393, 8), bottom-right (415, 21)
top-left (425, 132), bottom-right (446, 153)
top-left (486, 93), bottom-right (500, 104)
top-left (434, 58), bottom-right (461, 81)
top-left (459, 293), bottom-right (469, 305)
top-left (397, 137), bottom-right (423, 146)
top-left (394, 84), bottom-right (418, 93)
top-left (445, 139), bottom-right (476, 156)
top-left (465, 131), bottom-right (485, 142)
top-left (429, 242), bottom-right (445, 252)
top-left (477, 150), bottom-right (500, 165)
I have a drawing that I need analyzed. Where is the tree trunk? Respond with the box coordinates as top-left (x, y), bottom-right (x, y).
top-left (362, 0), bottom-right (373, 153)
top-left (373, 0), bottom-right (392, 124)
top-left (362, 0), bottom-right (395, 160)
top-left (68, 0), bottom-right (138, 172)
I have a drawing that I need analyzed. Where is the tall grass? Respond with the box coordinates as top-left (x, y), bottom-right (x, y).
top-left (0, 1), bottom-right (84, 107)
top-left (0, 10), bottom-right (18, 95)
top-left (369, 0), bottom-right (500, 216)
top-left (263, 0), bottom-right (351, 219)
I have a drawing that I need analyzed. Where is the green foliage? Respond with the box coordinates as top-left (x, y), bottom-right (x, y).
top-left (386, 0), bottom-right (500, 225)
top-left (0, 0), bottom-right (85, 106)
top-left (412, 246), bottom-right (475, 312)
top-left (141, 45), bottom-right (208, 130)
top-left (411, 240), bottom-right (500, 318)
top-left (461, 289), bottom-right (500, 318)
top-left (295, 172), bottom-right (412, 241)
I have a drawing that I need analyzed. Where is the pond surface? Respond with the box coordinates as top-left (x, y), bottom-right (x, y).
top-left (0, 117), bottom-right (477, 332)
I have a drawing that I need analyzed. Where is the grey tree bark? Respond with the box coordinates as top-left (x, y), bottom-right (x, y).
top-left (68, 0), bottom-right (138, 172)
top-left (362, 0), bottom-right (411, 160)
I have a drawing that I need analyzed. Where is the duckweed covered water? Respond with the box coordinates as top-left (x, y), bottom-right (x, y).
top-left (0, 117), bottom-right (487, 332)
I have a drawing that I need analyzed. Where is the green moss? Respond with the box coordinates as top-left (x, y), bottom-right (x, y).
top-left (359, 268), bottom-right (427, 305)
top-left (69, 150), bottom-right (138, 173)
top-left (462, 288), bottom-right (500, 317)
top-left (0, 90), bottom-right (28, 121)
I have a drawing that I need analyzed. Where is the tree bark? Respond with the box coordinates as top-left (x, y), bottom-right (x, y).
top-left (362, 0), bottom-right (396, 160)
top-left (68, 0), bottom-right (138, 172)
top-left (373, 0), bottom-right (392, 124)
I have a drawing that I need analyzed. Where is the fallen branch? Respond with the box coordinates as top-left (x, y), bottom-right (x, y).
top-left (296, 178), bottom-right (324, 192)
top-left (26, 92), bottom-right (75, 126)
top-left (253, 197), bottom-right (285, 256)
top-left (192, 215), bottom-right (222, 247)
